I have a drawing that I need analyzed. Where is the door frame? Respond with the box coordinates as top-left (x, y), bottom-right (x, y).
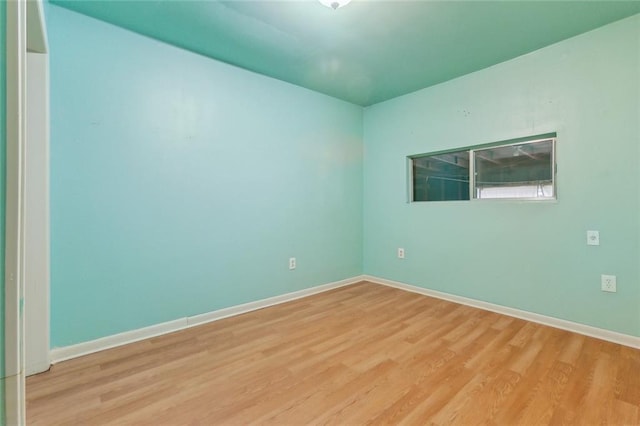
top-left (6, 0), bottom-right (49, 423)
top-left (24, 0), bottom-right (50, 377)
top-left (5, 0), bottom-right (28, 423)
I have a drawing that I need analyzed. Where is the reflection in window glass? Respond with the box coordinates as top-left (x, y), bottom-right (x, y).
top-left (412, 151), bottom-right (470, 201)
top-left (474, 139), bottom-right (554, 200)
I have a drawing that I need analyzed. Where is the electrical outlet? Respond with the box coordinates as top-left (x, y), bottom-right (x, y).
top-left (601, 274), bottom-right (616, 293)
top-left (587, 230), bottom-right (600, 246)
top-left (397, 248), bottom-right (405, 259)
top-left (289, 257), bottom-right (296, 270)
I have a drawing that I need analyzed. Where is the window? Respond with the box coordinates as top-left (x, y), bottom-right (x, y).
top-left (474, 139), bottom-right (554, 200)
top-left (410, 135), bottom-right (556, 202)
top-left (412, 150), bottom-right (470, 201)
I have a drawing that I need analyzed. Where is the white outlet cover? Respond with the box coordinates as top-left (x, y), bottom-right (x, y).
top-left (587, 230), bottom-right (600, 246)
top-left (397, 248), bottom-right (405, 259)
top-left (601, 274), bottom-right (616, 293)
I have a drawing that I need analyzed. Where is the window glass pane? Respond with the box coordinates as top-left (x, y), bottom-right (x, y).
top-left (474, 139), bottom-right (554, 200)
top-left (412, 151), bottom-right (470, 201)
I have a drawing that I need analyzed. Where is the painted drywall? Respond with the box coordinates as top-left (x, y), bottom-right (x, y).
top-left (363, 15), bottom-right (640, 336)
top-left (47, 5), bottom-right (363, 347)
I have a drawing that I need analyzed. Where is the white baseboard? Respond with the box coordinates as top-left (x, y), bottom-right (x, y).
top-left (50, 318), bottom-right (188, 364)
top-left (364, 275), bottom-right (640, 349)
top-left (25, 360), bottom-right (52, 377)
top-left (50, 273), bottom-right (639, 364)
top-left (186, 276), bottom-right (362, 327)
top-left (50, 275), bottom-right (365, 364)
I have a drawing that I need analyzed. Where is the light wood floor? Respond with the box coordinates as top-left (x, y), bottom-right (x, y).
top-left (27, 281), bottom-right (640, 425)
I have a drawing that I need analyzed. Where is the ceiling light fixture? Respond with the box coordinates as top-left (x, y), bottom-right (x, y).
top-left (318, 0), bottom-right (352, 10)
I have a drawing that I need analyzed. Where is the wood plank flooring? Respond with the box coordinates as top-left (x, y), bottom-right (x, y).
top-left (27, 281), bottom-right (640, 425)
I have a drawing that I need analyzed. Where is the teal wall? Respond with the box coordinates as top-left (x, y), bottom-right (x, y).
top-left (363, 15), bottom-right (640, 336)
top-left (48, 4), bottom-right (639, 349)
top-left (48, 5), bottom-right (363, 347)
